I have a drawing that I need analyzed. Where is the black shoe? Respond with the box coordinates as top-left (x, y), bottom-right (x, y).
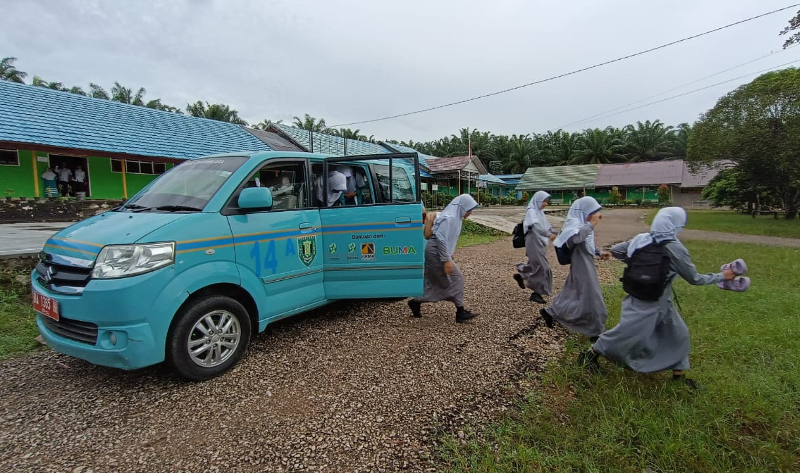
top-left (456, 310), bottom-right (478, 323)
top-left (408, 300), bottom-right (422, 318)
top-left (589, 336), bottom-right (599, 343)
top-left (577, 350), bottom-right (600, 372)
top-left (513, 273), bottom-right (525, 289)
top-left (539, 308), bottom-right (554, 328)
top-left (672, 375), bottom-right (703, 391)
top-left (529, 292), bottom-right (546, 304)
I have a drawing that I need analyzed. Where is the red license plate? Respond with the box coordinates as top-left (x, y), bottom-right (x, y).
top-left (33, 290), bottom-right (60, 321)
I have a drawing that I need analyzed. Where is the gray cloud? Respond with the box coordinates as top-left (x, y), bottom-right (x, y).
top-left (3, 0), bottom-right (797, 142)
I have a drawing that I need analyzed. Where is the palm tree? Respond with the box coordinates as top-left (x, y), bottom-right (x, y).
top-left (186, 101), bottom-right (248, 125)
top-left (0, 57), bottom-right (27, 83)
top-left (31, 76), bottom-right (67, 91)
top-left (252, 118), bottom-right (283, 130)
top-left (145, 99), bottom-right (182, 114)
top-left (89, 83), bottom-right (110, 99)
top-left (336, 128), bottom-right (363, 140)
top-left (667, 123), bottom-right (692, 159)
top-left (572, 127), bottom-right (624, 164)
top-left (505, 134), bottom-right (536, 173)
top-left (68, 86), bottom-right (86, 96)
top-left (292, 114), bottom-right (328, 132)
top-left (622, 120), bottom-right (674, 162)
top-left (111, 82), bottom-right (146, 105)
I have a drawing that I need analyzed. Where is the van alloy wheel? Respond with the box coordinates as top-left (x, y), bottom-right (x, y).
top-left (187, 309), bottom-right (242, 368)
top-left (167, 295), bottom-right (252, 381)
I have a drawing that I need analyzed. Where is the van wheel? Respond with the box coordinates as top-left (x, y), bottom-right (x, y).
top-left (167, 295), bottom-right (251, 381)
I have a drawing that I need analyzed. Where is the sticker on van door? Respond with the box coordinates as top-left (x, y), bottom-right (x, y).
top-left (298, 236), bottom-right (317, 266)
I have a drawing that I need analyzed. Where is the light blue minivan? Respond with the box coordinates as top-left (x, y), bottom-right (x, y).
top-left (32, 152), bottom-right (424, 380)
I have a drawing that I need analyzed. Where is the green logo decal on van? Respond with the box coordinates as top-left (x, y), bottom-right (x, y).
top-left (298, 236), bottom-right (317, 266)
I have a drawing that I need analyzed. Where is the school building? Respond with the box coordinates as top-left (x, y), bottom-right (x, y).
top-left (514, 160), bottom-right (725, 206)
top-left (0, 81), bottom-right (438, 201)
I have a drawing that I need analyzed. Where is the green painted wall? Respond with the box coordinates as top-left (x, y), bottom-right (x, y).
top-left (0, 150), bottom-right (175, 199)
top-left (625, 187), bottom-right (659, 202)
top-left (0, 150), bottom-right (49, 197)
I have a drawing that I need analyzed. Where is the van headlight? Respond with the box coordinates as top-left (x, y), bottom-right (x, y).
top-left (92, 242), bottom-right (175, 279)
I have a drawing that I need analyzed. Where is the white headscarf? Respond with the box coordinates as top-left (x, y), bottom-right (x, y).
top-left (627, 207), bottom-right (687, 257)
top-left (433, 194), bottom-right (479, 256)
top-left (338, 166), bottom-right (356, 192)
top-left (523, 191), bottom-right (551, 229)
top-left (326, 170), bottom-right (348, 206)
top-left (553, 196), bottom-right (602, 254)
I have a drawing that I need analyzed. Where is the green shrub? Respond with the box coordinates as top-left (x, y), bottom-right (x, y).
top-left (499, 196), bottom-right (517, 206)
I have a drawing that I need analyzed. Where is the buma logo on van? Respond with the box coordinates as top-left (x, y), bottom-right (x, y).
top-left (382, 246), bottom-right (416, 255)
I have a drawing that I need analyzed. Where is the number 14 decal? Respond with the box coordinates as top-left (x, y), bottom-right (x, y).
top-left (249, 239), bottom-right (298, 277)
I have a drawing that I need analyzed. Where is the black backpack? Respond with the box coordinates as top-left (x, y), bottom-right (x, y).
top-left (512, 221), bottom-right (527, 248)
top-left (555, 243), bottom-right (572, 265)
top-left (621, 242), bottom-right (672, 301)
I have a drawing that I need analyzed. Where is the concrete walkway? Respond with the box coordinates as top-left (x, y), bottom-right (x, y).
top-left (0, 222), bottom-right (73, 257)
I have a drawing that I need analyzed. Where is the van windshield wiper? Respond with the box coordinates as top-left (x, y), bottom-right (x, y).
top-left (121, 203), bottom-right (151, 212)
top-left (151, 205), bottom-right (203, 212)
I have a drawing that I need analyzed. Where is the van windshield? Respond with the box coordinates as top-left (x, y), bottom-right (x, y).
top-left (122, 156), bottom-right (248, 212)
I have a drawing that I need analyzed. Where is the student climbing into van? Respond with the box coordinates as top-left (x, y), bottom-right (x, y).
top-left (408, 194), bottom-right (480, 323)
top-left (578, 207), bottom-right (736, 390)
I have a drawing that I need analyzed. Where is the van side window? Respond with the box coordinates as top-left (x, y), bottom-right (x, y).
top-left (235, 160), bottom-right (307, 211)
top-left (372, 159), bottom-right (416, 203)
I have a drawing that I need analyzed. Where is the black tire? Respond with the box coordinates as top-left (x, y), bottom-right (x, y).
top-left (167, 295), bottom-right (252, 381)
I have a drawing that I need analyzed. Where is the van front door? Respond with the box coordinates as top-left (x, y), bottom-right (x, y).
top-left (227, 159), bottom-right (324, 321)
top-left (317, 154), bottom-right (424, 299)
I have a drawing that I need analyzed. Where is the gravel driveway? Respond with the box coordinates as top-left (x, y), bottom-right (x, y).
top-left (0, 234), bottom-right (627, 473)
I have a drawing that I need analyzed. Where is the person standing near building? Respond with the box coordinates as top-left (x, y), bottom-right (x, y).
top-left (539, 196), bottom-right (610, 340)
top-left (514, 191), bottom-right (558, 304)
top-left (41, 166), bottom-right (58, 198)
top-left (408, 194), bottom-right (480, 323)
top-left (72, 164), bottom-right (87, 195)
top-left (578, 207), bottom-right (735, 389)
top-left (55, 162), bottom-right (73, 197)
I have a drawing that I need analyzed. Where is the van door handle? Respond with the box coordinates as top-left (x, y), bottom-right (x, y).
top-left (299, 222), bottom-right (315, 233)
top-left (395, 217), bottom-right (411, 227)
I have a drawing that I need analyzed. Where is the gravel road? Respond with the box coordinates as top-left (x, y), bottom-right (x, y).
top-left (0, 215), bottom-right (630, 473)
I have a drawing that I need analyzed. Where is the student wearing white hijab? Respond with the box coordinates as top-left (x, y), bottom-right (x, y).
top-left (408, 194), bottom-right (480, 323)
top-left (540, 196), bottom-right (610, 339)
top-left (338, 166), bottom-right (358, 205)
top-left (316, 169), bottom-right (348, 207)
top-left (514, 191), bottom-right (558, 303)
top-left (579, 207), bottom-right (735, 389)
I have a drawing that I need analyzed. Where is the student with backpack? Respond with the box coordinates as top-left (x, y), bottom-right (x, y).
top-left (539, 196), bottom-right (610, 339)
top-left (513, 191), bottom-right (558, 304)
top-left (578, 207), bottom-right (736, 389)
top-left (408, 194), bottom-right (480, 323)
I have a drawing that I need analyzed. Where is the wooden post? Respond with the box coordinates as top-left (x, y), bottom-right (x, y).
top-left (121, 159), bottom-right (128, 199)
top-left (31, 150), bottom-right (40, 198)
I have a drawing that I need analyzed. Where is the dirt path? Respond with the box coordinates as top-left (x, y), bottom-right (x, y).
top-left (1, 237), bottom-right (627, 473)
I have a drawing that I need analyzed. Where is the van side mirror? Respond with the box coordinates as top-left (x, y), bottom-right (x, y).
top-left (238, 187), bottom-right (273, 210)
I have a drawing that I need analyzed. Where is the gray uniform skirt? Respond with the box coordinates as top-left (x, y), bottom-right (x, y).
top-left (413, 237), bottom-right (465, 307)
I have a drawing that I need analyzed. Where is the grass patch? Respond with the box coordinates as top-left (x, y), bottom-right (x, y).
top-left (442, 242), bottom-right (800, 472)
top-left (645, 209), bottom-right (800, 239)
top-left (0, 269), bottom-right (40, 360)
top-left (458, 219), bottom-right (508, 248)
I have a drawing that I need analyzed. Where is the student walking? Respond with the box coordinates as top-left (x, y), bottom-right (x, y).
top-left (578, 207), bottom-right (735, 389)
top-left (514, 191), bottom-right (558, 304)
top-left (539, 196), bottom-right (610, 339)
top-left (408, 194), bottom-right (480, 323)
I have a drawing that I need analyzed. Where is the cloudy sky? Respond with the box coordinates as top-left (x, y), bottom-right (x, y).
top-left (3, 0), bottom-right (799, 142)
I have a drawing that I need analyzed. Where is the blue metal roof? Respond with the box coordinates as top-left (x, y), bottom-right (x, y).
top-left (274, 123), bottom-right (390, 157)
top-left (478, 174), bottom-right (505, 184)
top-left (0, 80), bottom-right (272, 159)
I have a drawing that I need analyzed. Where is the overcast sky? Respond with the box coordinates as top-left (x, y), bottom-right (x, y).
top-left (3, 0), bottom-right (799, 142)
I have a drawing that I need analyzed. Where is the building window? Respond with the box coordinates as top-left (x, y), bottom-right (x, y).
top-left (0, 149), bottom-right (19, 166)
top-left (111, 158), bottom-right (168, 175)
